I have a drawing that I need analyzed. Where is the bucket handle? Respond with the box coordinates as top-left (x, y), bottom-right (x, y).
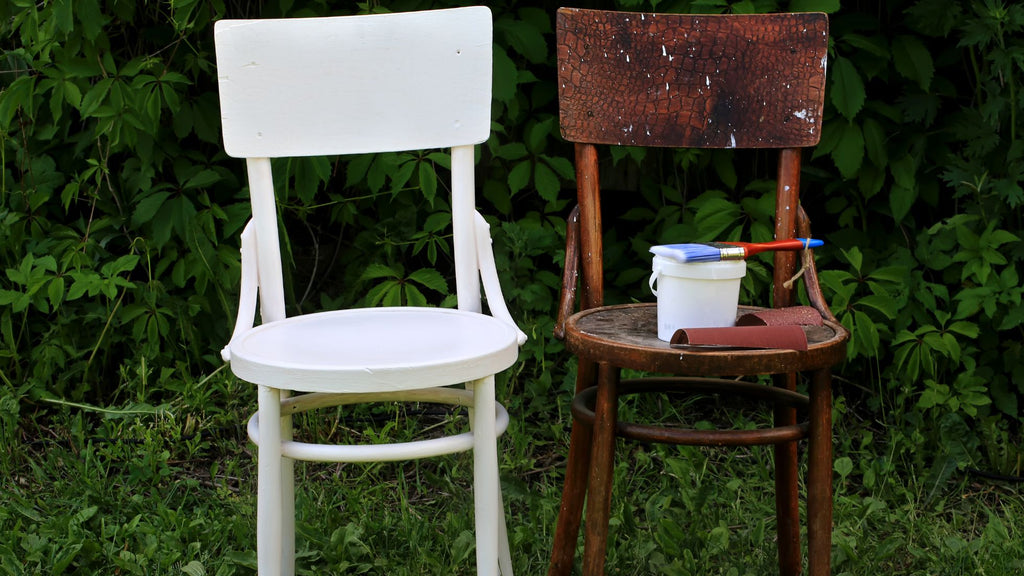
top-left (649, 263), bottom-right (661, 297)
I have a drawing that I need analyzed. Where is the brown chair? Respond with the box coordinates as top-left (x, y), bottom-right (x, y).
top-left (548, 8), bottom-right (848, 576)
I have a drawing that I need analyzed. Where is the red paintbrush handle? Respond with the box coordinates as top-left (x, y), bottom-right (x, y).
top-left (723, 239), bottom-right (817, 257)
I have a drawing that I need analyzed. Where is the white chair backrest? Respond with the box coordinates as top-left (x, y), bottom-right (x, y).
top-left (214, 7), bottom-right (493, 323)
top-left (215, 7), bottom-right (492, 157)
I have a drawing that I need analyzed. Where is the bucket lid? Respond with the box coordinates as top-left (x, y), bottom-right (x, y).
top-left (652, 254), bottom-right (746, 280)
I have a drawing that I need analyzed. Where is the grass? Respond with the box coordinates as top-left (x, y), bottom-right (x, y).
top-left (2, 366), bottom-right (1024, 575)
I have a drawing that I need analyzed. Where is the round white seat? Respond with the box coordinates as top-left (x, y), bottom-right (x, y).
top-left (228, 307), bottom-right (520, 393)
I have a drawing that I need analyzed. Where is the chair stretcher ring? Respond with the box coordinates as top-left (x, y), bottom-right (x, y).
top-left (571, 377), bottom-right (809, 446)
top-left (247, 387), bottom-right (510, 463)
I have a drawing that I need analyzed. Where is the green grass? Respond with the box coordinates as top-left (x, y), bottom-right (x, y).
top-left (2, 369), bottom-right (1024, 575)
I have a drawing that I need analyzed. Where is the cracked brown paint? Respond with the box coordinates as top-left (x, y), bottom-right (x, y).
top-left (557, 9), bottom-right (828, 148)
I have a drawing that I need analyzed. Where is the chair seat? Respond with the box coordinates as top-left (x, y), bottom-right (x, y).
top-left (564, 303), bottom-right (848, 376)
top-left (229, 307), bottom-right (520, 393)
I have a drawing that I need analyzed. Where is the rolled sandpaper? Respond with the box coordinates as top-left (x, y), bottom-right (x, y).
top-left (670, 325), bottom-right (808, 351)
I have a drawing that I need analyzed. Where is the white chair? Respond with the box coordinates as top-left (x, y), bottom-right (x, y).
top-left (213, 7), bottom-right (524, 575)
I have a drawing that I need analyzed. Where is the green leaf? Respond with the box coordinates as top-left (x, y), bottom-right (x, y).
top-left (542, 155), bottom-right (575, 180)
top-left (494, 143), bottom-right (527, 161)
top-left (180, 560), bottom-right (206, 576)
top-left (692, 195), bottom-right (741, 239)
top-left (526, 118), bottom-right (552, 154)
top-left (365, 280), bottom-right (397, 307)
top-left (47, 276), bottom-right (65, 309)
top-left (183, 169), bottom-right (221, 190)
top-left (495, 17), bottom-right (547, 64)
top-left (0, 76), bottom-right (35, 129)
top-left (892, 35), bottom-right (934, 91)
top-left (831, 121), bottom-right (864, 179)
top-left (857, 294), bottom-right (898, 319)
top-left (407, 268), bottom-right (447, 293)
top-left (345, 154), bottom-right (374, 188)
top-left (890, 184), bottom-right (917, 223)
top-left (77, 0), bottom-right (109, 42)
top-left (53, 0), bottom-right (74, 33)
top-left (80, 78), bottom-right (113, 117)
top-left (403, 284), bottom-right (427, 307)
top-left (360, 263), bottom-right (399, 281)
top-left (862, 117), bottom-right (888, 168)
top-left (508, 161), bottom-right (531, 196)
top-left (830, 57), bottom-right (866, 119)
top-left (102, 254), bottom-right (140, 278)
top-left (491, 45), bottom-right (519, 105)
top-left (834, 456), bottom-right (854, 478)
top-left (534, 162), bottom-right (560, 202)
top-left (947, 321), bottom-right (979, 339)
top-left (418, 162), bottom-right (437, 204)
top-left (889, 155), bottom-right (916, 189)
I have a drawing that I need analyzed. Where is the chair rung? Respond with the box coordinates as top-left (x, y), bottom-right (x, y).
top-left (247, 388), bottom-right (510, 463)
top-left (571, 377), bottom-right (809, 447)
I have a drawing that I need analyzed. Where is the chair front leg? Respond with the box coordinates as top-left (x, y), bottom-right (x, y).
top-left (548, 359), bottom-right (599, 576)
top-left (257, 385), bottom-right (284, 576)
top-left (773, 373), bottom-right (801, 576)
top-left (470, 376), bottom-right (502, 576)
top-left (581, 363), bottom-right (620, 576)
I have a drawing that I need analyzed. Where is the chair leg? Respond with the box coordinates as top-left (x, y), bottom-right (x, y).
top-left (257, 385), bottom-right (284, 576)
top-left (581, 364), bottom-right (619, 576)
top-left (773, 374), bottom-right (801, 576)
top-left (280, 391), bottom-right (295, 576)
top-left (471, 377), bottom-right (501, 576)
top-left (548, 360), bottom-right (599, 576)
top-left (807, 369), bottom-right (833, 576)
top-left (498, 488), bottom-right (514, 576)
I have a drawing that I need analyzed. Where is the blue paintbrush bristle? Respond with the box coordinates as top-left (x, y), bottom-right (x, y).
top-left (649, 243), bottom-right (722, 263)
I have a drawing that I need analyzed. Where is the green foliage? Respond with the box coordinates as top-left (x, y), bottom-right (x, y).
top-left (808, 0), bottom-right (1024, 475)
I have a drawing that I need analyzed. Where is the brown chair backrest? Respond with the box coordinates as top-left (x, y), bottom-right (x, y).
top-left (555, 8), bottom-right (829, 311)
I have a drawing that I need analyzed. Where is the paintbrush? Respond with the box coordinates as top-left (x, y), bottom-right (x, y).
top-left (650, 238), bottom-right (824, 263)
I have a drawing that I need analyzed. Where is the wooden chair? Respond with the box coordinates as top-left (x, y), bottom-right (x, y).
top-left (547, 9), bottom-right (848, 576)
top-left (214, 7), bottom-right (524, 575)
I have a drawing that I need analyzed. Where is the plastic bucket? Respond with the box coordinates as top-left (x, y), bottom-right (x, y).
top-left (649, 255), bottom-right (747, 341)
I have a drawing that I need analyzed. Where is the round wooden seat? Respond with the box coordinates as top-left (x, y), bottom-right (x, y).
top-left (564, 303), bottom-right (848, 376)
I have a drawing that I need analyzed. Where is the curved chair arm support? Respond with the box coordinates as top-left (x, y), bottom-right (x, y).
top-left (222, 220), bottom-right (260, 361)
top-left (474, 211), bottom-right (528, 345)
top-left (797, 205), bottom-right (838, 323)
top-left (554, 204), bottom-right (581, 340)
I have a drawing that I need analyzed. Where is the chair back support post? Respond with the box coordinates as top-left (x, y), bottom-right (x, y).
top-left (452, 144), bottom-right (482, 314)
top-left (773, 147), bottom-right (802, 309)
top-left (246, 157), bottom-right (287, 324)
top-left (575, 142), bottom-right (604, 310)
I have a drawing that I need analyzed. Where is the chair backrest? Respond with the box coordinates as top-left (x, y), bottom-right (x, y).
top-left (214, 7), bottom-right (492, 323)
top-left (555, 8), bottom-right (828, 309)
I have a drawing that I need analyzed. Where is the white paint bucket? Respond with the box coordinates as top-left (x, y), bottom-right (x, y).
top-left (649, 255), bottom-right (747, 341)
